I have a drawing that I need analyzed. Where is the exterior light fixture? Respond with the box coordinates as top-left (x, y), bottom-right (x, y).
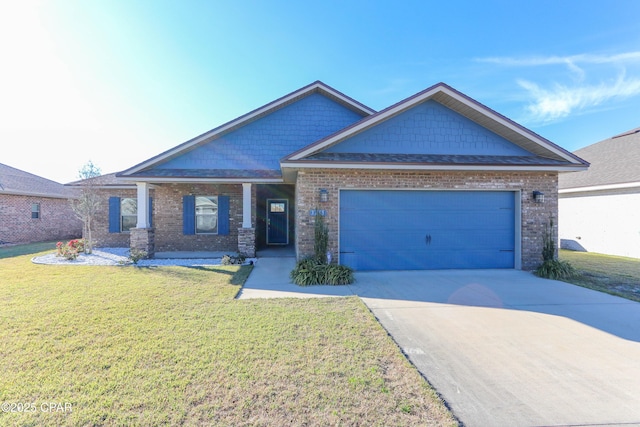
top-left (319, 188), bottom-right (328, 203)
top-left (533, 191), bottom-right (545, 203)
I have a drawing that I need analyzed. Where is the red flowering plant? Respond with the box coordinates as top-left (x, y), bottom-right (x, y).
top-left (55, 239), bottom-right (85, 260)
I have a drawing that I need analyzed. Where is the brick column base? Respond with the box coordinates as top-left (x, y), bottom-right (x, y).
top-left (238, 227), bottom-right (255, 257)
top-left (130, 228), bottom-right (155, 258)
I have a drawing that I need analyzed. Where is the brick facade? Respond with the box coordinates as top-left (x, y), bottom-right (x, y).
top-left (92, 183), bottom-right (256, 254)
top-left (90, 171), bottom-right (557, 270)
top-left (295, 169), bottom-right (558, 271)
top-left (92, 188), bottom-right (138, 248)
top-left (0, 194), bottom-right (82, 244)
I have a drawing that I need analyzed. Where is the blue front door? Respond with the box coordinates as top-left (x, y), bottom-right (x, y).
top-left (339, 190), bottom-right (515, 271)
top-left (267, 199), bottom-right (289, 245)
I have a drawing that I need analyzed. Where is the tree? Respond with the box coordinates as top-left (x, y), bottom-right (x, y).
top-left (70, 160), bottom-right (102, 254)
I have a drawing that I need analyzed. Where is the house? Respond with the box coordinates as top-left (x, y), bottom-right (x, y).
top-left (84, 81), bottom-right (588, 270)
top-left (559, 127), bottom-right (640, 259)
top-left (0, 163), bottom-right (82, 245)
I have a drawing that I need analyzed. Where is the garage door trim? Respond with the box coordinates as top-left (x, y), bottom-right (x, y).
top-left (338, 188), bottom-right (522, 270)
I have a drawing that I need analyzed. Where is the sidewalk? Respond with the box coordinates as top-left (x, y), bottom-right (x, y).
top-left (236, 257), bottom-right (355, 299)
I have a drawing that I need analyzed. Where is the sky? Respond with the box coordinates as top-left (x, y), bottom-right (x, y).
top-left (1, 0), bottom-right (639, 184)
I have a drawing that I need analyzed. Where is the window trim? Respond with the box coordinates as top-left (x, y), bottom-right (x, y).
top-left (120, 198), bottom-right (137, 233)
top-left (31, 203), bottom-right (40, 219)
top-left (195, 195), bottom-right (219, 235)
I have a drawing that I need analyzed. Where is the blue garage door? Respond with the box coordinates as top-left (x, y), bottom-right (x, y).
top-left (339, 190), bottom-right (515, 270)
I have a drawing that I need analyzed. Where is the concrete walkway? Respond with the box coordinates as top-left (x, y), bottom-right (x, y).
top-left (236, 257), bottom-right (355, 299)
top-left (238, 260), bottom-right (640, 426)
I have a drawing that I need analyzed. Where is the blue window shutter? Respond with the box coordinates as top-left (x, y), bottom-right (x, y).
top-left (218, 195), bottom-right (230, 235)
top-left (183, 195), bottom-right (195, 235)
top-left (108, 197), bottom-right (121, 233)
top-left (148, 197), bottom-right (153, 228)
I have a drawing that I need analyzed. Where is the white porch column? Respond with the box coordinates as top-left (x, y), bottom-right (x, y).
top-left (242, 183), bottom-right (252, 228)
top-left (136, 182), bottom-right (149, 229)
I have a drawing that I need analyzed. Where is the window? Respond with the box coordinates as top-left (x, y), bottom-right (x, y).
top-left (270, 202), bottom-right (285, 213)
top-left (121, 198), bottom-right (137, 232)
top-left (31, 203), bottom-right (40, 219)
top-left (195, 196), bottom-right (218, 234)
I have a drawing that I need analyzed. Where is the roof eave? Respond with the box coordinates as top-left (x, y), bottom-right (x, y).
top-left (559, 181), bottom-right (640, 194)
top-left (281, 160), bottom-right (587, 172)
top-left (115, 176), bottom-right (283, 184)
top-left (0, 189), bottom-right (77, 199)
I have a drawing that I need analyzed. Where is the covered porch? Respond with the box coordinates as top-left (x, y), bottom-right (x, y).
top-left (128, 181), bottom-right (295, 258)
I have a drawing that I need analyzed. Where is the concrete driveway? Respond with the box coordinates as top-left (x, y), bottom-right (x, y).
top-left (239, 259), bottom-right (640, 426)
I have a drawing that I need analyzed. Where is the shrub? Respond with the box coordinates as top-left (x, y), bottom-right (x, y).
top-left (55, 239), bottom-right (85, 261)
top-left (313, 212), bottom-right (329, 263)
top-left (542, 217), bottom-right (556, 262)
top-left (535, 259), bottom-right (576, 280)
top-left (128, 249), bottom-right (148, 264)
top-left (535, 216), bottom-right (576, 280)
top-left (324, 264), bottom-right (354, 285)
top-left (221, 253), bottom-right (246, 265)
top-left (290, 257), bottom-right (354, 286)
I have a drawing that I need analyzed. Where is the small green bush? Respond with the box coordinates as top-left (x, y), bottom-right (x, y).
top-left (221, 253), bottom-right (246, 265)
top-left (535, 259), bottom-right (576, 280)
top-left (313, 212), bottom-right (329, 263)
top-left (290, 257), bottom-right (354, 286)
top-left (128, 249), bottom-right (148, 264)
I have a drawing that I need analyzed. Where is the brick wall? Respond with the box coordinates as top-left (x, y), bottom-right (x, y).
top-left (92, 184), bottom-right (247, 252)
top-left (0, 194), bottom-right (82, 244)
top-left (295, 169), bottom-right (558, 270)
top-left (153, 183), bottom-right (242, 252)
top-left (92, 188), bottom-right (138, 247)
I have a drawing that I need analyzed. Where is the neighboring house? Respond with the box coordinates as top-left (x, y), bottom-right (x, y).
top-left (0, 163), bottom-right (82, 244)
top-left (80, 81), bottom-right (588, 270)
top-left (559, 127), bottom-right (640, 259)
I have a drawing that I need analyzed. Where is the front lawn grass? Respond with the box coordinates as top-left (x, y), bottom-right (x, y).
top-left (0, 241), bottom-right (59, 259)
top-left (559, 249), bottom-right (640, 302)
top-left (0, 251), bottom-right (456, 426)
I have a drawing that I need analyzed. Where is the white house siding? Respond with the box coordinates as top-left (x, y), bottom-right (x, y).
top-left (559, 189), bottom-right (640, 259)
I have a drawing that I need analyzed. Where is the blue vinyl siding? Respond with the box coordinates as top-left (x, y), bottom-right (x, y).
top-left (340, 190), bottom-right (515, 271)
top-left (153, 93), bottom-right (365, 172)
top-left (326, 100), bottom-right (531, 156)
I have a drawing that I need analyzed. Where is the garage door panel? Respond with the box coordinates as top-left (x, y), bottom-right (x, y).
top-left (425, 249), bottom-right (514, 269)
top-left (339, 190), bottom-right (515, 270)
top-left (342, 209), bottom-right (513, 231)
top-left (341, 229), bottom-right (427, 252)
top-left (342, 249), bottom-right (429, 271)
top-left (429, 230), bottom-right (514, 250)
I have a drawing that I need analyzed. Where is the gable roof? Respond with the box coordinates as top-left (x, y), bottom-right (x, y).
top-left (66, 172), bottom-right (135, 189)
top-left (559, 127), bottom-right (640, 191)
top-left (282, 82), bottom-right (588, 171)
top-left (117, 81), bottom-right (375, 180)
top-left (0, 163), bottom-right (77, 198)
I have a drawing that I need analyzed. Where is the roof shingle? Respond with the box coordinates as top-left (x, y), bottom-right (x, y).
top-left (0, 163), bottom-right (77, 198)
top-left (301, 153), bottom-right (571, 166)
top-left (559, 127), bottom-right (640, 189)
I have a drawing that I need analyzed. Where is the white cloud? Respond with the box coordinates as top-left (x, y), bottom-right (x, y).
top-left (518, 73), bottom-right (640, 123)
top-left (478, 51), bottom-right (640, 123)
top-left (479, 52), bottom-right (640, 67)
